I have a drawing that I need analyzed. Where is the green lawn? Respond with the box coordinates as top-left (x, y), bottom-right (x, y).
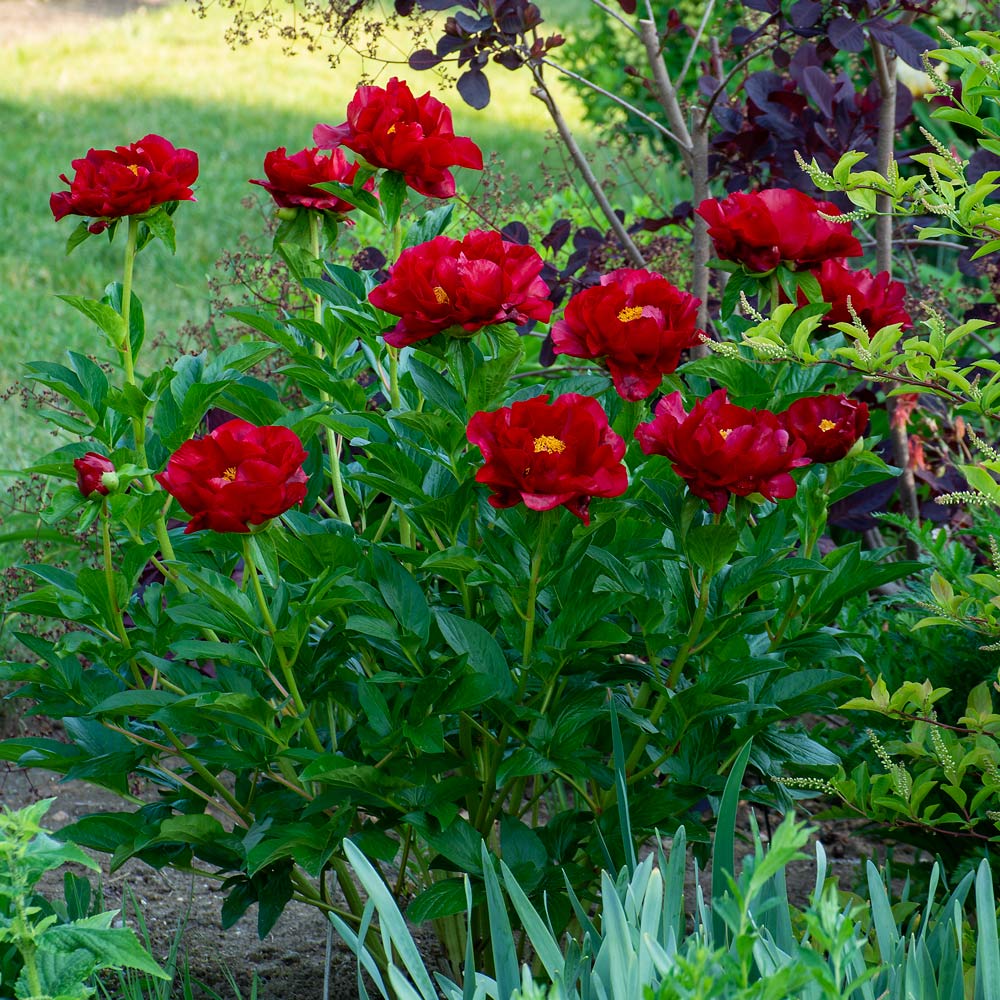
top-left (1, 0), bottom-right (608, 469)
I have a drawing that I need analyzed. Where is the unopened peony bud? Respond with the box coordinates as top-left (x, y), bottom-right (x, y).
top-left (74, 452), bottom-right (116, 498)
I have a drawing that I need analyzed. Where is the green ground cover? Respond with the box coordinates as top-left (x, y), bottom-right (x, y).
top-left (1, 0), bottom-right (597, 469)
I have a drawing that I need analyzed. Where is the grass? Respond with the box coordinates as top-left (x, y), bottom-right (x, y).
top-left (0, 0), bottom-right (608, 470)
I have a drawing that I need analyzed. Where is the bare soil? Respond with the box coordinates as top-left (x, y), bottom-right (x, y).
top-left (0, 759), bottom-right (875, 1000)
top-left (2, 765), bottom-right (387, 999)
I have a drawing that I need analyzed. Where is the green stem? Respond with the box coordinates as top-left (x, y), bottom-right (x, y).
top-left (101, 502), bottom-right (128, 648)
top-left (159, 726), bottom-right (249, 821)
top-left (14, 896), bottom-right (42, 1000)
top-left (243, 536), bottom-right (324, 753)
top-left (120, 217), bottom-right (139, 387)
top-left (768, 271), bottom-right (781, 315)
top-left (384, 218), bottom-right (413, 551)
top-left (520, 511), bottom-right (554, 687)
top-left (521, 544), bottom-right (544, 672)
top-left (118, 217), bottom-right (186, 579)
top-left (626, 565), bottom-right (714, 775)
top-left (394, 827), bottom-right (413, 897)
top-left (309, 212), bottom-right (352, 525)
top-left (387, 217), bottom-right (404, 411)
top-left (101, 501), bottom-right (156, 690)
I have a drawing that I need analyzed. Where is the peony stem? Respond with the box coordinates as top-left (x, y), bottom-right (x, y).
top-left (100, 499), bottom-right (149, 691)
top-left (243, 536), bottom-right (324, 754)
top-left (308, 212), bottom-right (352, 525)
top-left (119, 218), bottom-right (139, 381)
top-left (385, 218), bottom-right (414, 551)
top-left (101, 501), bottom-right (128, 647)
top-left (118, 216), bottom-right (182, 574)
top-left (520, 511), bottom-right (555, 681)
top-left (768, 272), bottom-right (781, 315)
top-left (626, 557), bottom-right (715, 776)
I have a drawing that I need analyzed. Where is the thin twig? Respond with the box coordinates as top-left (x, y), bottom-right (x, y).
top-left (541, 57), bottom-right (689, 147)
top-left (699, 44), bottom-right (773, 130)
top-left (511, 365), bottom-right (596, 380)
top-left (873, 35), bottom-right (922, 557)
top-left (529, 67), bottom-right (646, 267)
top-left (588, 0), bottom-right (641, 35)
top-left (679, 0), bottom-right (715, 88)
top-left (637, 18), bottom-right (693, 167)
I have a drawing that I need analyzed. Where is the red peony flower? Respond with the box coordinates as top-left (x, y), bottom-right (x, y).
top-left (313, 77), bottom-right (483, 198)
top-left (780, 394), bottom-right (869, 463)
top-left (802, 259), bottom-right (912, 334)
top-left (695, 188), bottom-right (862, 272)
top-left (368, 229), bottom-right (553, 348)
top-left (155, 420), bottom-right (309, 534)
top-left (550, 268), bottom-right (703, 401)
top-left (50, 134), bottom-right (198, 234)
top-left (249, 146), bottom-right (374, 218)
top-left (314, 77), bottom-right (484, 199)
top-left (467, 394), bottom-right (628, 525)
top-left (74, 452), bottom-right (116, 498)
top-left (635, 389), bottom-right (810, 513)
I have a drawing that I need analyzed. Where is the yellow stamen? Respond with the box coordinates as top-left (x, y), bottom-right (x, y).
top-left (718, 428), bottom-right (732, 440)
top-left (533, 435), bottom-right (566, 455)
top-left (222, 466), bottom-right (237, 481)
top-left (819, 419), bottom-right (837, 432)
top-left (127, 164), bottom-right (139, 175)
top-left (387, 123), bottom-right (397, 135)
top-left (617, 305), bottom-right (644, 323)
top-left (433, 286), bottom-right (450, 304)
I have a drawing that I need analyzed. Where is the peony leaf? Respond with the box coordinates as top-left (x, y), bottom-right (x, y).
top-left (379, 170), bottom-right (408, 230)
top-left (686, 523), bottom-right (739, 576)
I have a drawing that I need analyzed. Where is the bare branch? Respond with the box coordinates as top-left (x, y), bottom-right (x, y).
top-left (529, 67), bottom-right (646, 268)
top-left (872, 33), bottom-right (921, 555)
top-left (637, 18), bottom-right (694, 165)
top-left (587, 0), bottom-right (641, 36)
top-left (699, 44), bottom-right (772, 130)
top-left (679, 0), bottom-right (715, 89)
top-left (540, 57), bottom-right (689, 148)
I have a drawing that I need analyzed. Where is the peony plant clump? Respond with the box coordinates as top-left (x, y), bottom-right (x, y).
top-left (1, 76), bottom-right (919, 975)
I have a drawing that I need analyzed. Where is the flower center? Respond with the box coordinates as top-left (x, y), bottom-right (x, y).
top-left (221, 466), bottom-right (237, 481)
top-left (387, 123), bottom-right (398, 135)
top-left (127, 164), bottom-right (139, 175)
top-left (433, 285), bottom-right (450, 304)
top-left (818, 419), bottom-right (837, 432)
top-left (533, 435), bottom-right (566, 455)
top-left (617, 305), bottom-right (644, 323)
top-left (718, 428), bottom-right (732, 440)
